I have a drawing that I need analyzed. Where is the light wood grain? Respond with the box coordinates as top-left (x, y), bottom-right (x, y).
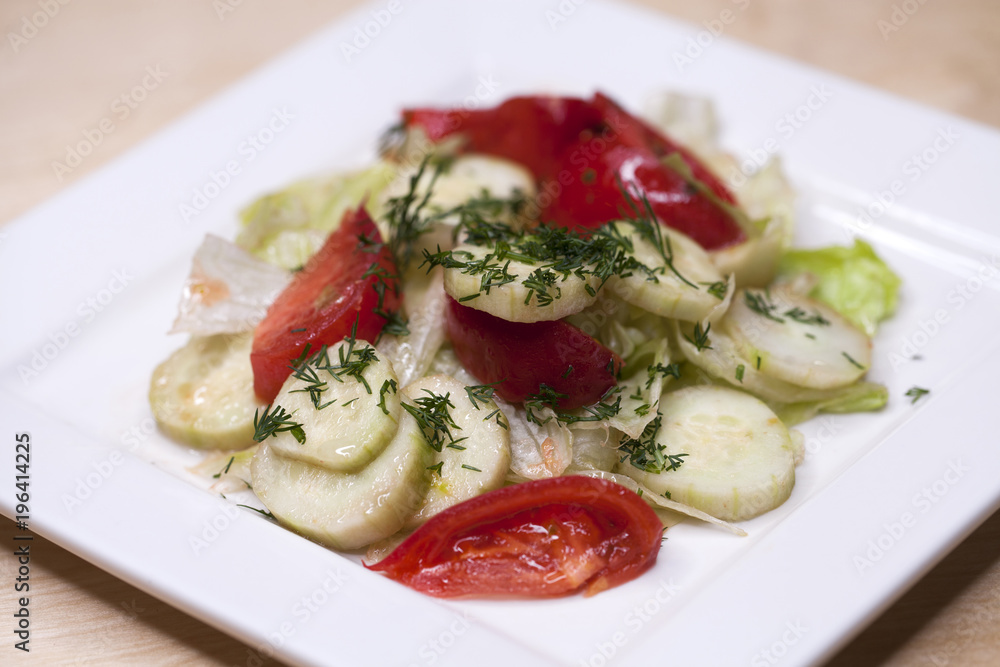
top-left (1, 1), bottom-right (998, 665)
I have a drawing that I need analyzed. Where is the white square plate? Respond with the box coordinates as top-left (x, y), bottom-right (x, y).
top-left (3, 1), bottom-right (1000, 665)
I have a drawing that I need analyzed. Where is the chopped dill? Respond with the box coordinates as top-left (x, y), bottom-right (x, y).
top-left (252, 404), bottom-right (305, 445)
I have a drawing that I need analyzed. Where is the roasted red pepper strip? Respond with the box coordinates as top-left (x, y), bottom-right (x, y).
top-left (444, 296), bottom-right (621, 410)
top-left (367, 476), bottom-right (663, 598)
top-left (250, 206), bottom-right (399, 402)
top-left (402, 92), bottom-right (745, 250)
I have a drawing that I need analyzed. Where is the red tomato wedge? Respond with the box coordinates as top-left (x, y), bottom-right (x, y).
top-left (402, 92), bottom-right (746, 250)
top-left (590, 92), bottom-right (736, 205)
top-left (444, 296), bottom-right (621, 410)
top-left (250, 206), bottom-right (399, 402)
top-left (367, 476), bottom-right (663, 598)
top-left (404, 96), bottom-right (600, 180)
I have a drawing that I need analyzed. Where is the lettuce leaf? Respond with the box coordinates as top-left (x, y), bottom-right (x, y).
top-left (236, 161), bottom-right (397, 269)
top-left (169, 234), bottom-right (290, 335)
top-left (769, 381), bottom-right (889, 426)
top-left (778, 240), bottom-right (900, 335)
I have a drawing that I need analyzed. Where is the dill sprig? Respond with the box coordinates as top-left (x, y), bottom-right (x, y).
top-left (252, 404), bottom-right (305, 444)
top-left (380, 310), bottom-right (410, 337)
top-left (465, 383), bottom-right (499, 409)
top-left (618, 413), bottom-right (688, 474)
top-left (646, 362), bottom-right (683, 390)
top-left (402, 389), bottom-right (465, 452)
top-left (523, 384), bottom-right (568, 426)
top-left (524, 384), bottom-right (622, 426)
top-left (744, 290), bottom-right (785, 323)
top-left (287, 352), bottom-right (334, 409)
top-left (905, 386), bottom-right (930, 404)
top-left (377, 379), bottom-right (398, 415)
top-left (313, 323), bottom-right (380, 395)
top-left (212, 456), bottom-right (235, 479)
top-left (683, 322), bottom-right (713, 351)
top-left (842, 351), bottom-right (866, 370)
top-left (703, 280), bottom-right (728, 300)
top-left (236, 504), bottom-right (276, 520)
top-left (422, 211), bottom-right (647, 307)
top-left (783, 306), bottom-right (831, 326)
top-left (617, 179), bottom-right (697, 289)
top-left (384, 154), bottom-right (450, 269)
top-left (362, 261), bottom-right (407, 339)
top-left (463, 383), bottom-right (508, 429)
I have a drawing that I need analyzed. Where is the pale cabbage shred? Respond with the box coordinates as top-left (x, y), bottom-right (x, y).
top-left (183, 92), bottom-right (892, 538)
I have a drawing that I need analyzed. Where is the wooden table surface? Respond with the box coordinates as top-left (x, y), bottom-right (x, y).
top-left (2, 1), bottom-right (998, 665)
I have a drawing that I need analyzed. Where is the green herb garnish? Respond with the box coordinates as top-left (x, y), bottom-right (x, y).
top-left (252, 405), bottom-right (305, 444)
top-left (905, 386), bottom-right (930, 404)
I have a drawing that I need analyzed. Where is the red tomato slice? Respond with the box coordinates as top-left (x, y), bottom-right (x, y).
top-left (403, 96), bottom-right (600, 180)
top-left (403, 92), bottom-right (746, 250)
top-left (250, 206), bottom-right (399, 402)
top-left (541, 139), bottom-right (745, 250)
top-left (444, 296), bottom-right (621, 410)
top-left (367, 476), bottom-right (663, 598)
top-left (590, 92), bottom-right (737, 205)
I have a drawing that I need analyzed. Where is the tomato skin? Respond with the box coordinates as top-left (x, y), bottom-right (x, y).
top-left (590, 92), bottom-right (737, 205)
top-left (367, 476), bottom-right (663, 598)
top-left (403, 92), bottom-right (745, 250)
top-left (250, 207), bottom-right (399, 402)
top-left (444, 296), bottom-right (621, 410)
top-left (404, 96), bottom-right (599, 180)
top-left (541, 140), bottom-right (745, 250)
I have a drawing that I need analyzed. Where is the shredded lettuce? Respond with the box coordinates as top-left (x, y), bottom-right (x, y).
top-left (236, 161), bottom-right (397, 269)
top-left (170, 234), bottom-right (290, 336)
top-left (376, 270), bottom-right (449, 387)
top-left (778, 240), bottom-right (900, 336)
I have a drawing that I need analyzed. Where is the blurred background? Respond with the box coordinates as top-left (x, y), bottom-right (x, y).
top-left (1, 1), bottom-right (998, 664)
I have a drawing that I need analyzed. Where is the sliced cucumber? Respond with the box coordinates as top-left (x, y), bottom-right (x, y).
top-left (401, 375), bottom-right (510, 528)
top-left (421, 154), bottom-right (535, 216)
top-left (250, 411), bottom-right (432, 550)
top-left (267, 338), bottom-right (401, 473)
top-left (377, 154), bottom-right (535, 241)
top-left (571, 469), bottom-right (746, 536)
top-left (443, 243), bottom-right (599, 322)
top-left (149, 333), bottom-right (263, 450)
top-left (672, 319), bottom-right (866, 405)
top-left (609, 221), bottom-right (726, 322)
top-left (617, 385), bottom-right (796, 522)
top-left (723, 286), bottom-right (871, 389)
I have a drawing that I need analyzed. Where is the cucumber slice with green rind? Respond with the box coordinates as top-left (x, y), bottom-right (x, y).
top-left (609, 221), bottom-right (726, 323)
top-left (672, 319), bottom-right (867, 405)
top-left (401, 375), bottom-right (510, 529)
top-left (149, 333), bottom-right (263, 450)
top-left (267, 338), bottom-right (401, 473)
top-left (443, 243), bottom-right (600, 322)
top-left (617, 385), bottom-right (796, 522)
top-left (723, 286), bottom-right (871, 389)
top-left (250, 410), bottom-right (432, 550)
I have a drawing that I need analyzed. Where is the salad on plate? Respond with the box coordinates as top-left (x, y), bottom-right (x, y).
top-left (149, 91), bottom-right (899, 598)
